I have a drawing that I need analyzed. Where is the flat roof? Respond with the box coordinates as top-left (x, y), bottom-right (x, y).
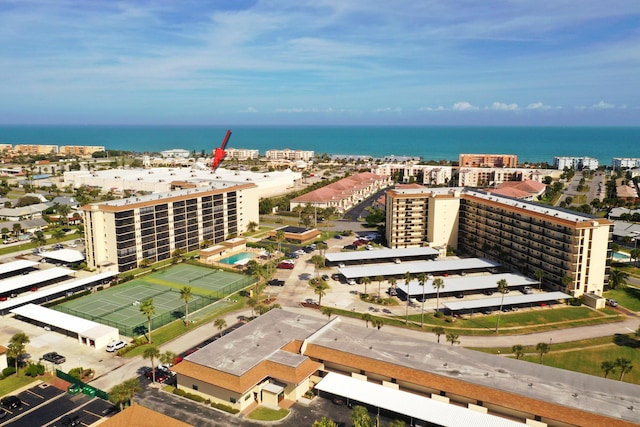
top-left (186, 309), bottom-right (327, 376)
top-left (0, 260), bottom-right (39, 276)
top-left (0, 271), bottom-right (117, 312)
top-left (40, 249), bottom-right (85, 263)
top-left (443, 292), bottom-right (572, 311)
top-left (326, 247), bottom-right (439, 263)
top-left (396, 273), bottom-right (538, 297)
top-left (339, 258), bottom-right (500, 279)
top-left (316, 372), bottom-right (525, 427)
top-left (11, 303), bottom-right (118, 339)
top-left (0, 267), bottom-right (73, 294)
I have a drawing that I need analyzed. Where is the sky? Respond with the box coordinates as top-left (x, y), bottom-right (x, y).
top-left (1, 0), bottom-right (639, 126)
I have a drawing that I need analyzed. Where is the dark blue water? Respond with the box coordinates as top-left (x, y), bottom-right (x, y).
top-left (0, 125), bottom-right (637, 164)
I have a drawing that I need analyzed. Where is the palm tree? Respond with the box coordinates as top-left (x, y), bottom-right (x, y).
top-left (561, 275), bottom-right (574, 293)
top-left (374, 275), bottom-right (384, 297)
top-left (7, 332), bottom-right (30, 377)
top-left (31, 231), bottom-right (46, 249)
top-left (615, 358), bottom-right (633, 381)
top-left (631, 248), bottom-right (640, 267)
top-left (52, 228), bottom-right (65, 243)
top-left (109, 378), bottom-right (141, 411)
top-left (432, 326), bottom-right (445, 343)
top-left (360, 276), bottom-right (371, 295)
top-left (160, 350), bottom-right (177, 367)
top-left (534, 269), bottom-right (545, 290)
top-left (388, 277), bottom-right (397, 291)
top-left (311, 254), bottom-right (325, 278)
top-left (446, 332), bottom-right (460, 346)
top-left (512, 344), bottom-right (525, 360)
top-left (314, 280), bottom-right (329, 306)
top-left (247, 296), bottom-right (259, 317)
top-left (321, 306), bottom-right (334, 319)
top-left (403, 271), bottom-right (412, 325)
top-left (143, 346), bottom-right (161, 383)
top-left (432, 276), bottom-right (444, 313)
top-left (361, 312), bottom-right (373, 328)
top-left (417, 273), bottom-right (428, 327)
top-left (316, 241), bottom-right (328, 259)
top-left (601, 360), bottom-right (617, 379)
top-left (495, 279), bottom-right (509, 333)
top-left (214, 318), bottom-right (227, 336)
top-left (180, 286), bottom-right (193, 325)
top-left (246, 221), bottom-right (258, 233)
top-left (608, 269), bottom-right (629, 290)
top-left (56, 203), bottom-right (71, 226)
top-left (372, 318), bottom-right (384, 330)
top-left (139, 299), bottom-right (156, 343)
top-left (275, 230), bottom-right (285, 255)
top-left (536, 342), bottom-right (550, 364)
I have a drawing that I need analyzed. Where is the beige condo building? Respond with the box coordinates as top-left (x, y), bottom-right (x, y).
top-left (385, 187), bottom-right (612, 297)
top-left (459, 153), bottom-right (518, 168)
top-left (59, 145), bottom-right (105, 156)
top-left (82, 183), bottom-right (259, 272)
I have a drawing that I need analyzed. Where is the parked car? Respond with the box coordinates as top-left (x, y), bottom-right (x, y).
top-left (1, 396), bottom-right (22, 410)
top-left (454, 292), bottom-right (465, 299)
top-left (61, 414), bottom-right (81, 426)
top-left (521, 286), bottom-right (533, 294)
top-left (343, 244), bottom-right (357, 250)
top-left (106, 340), bottom-right (127, 352)
top-left (333, 234), bottom-right (342, 239)
top-left (387, 287), bottom-right (398, 296)
top-left (606, 298), bottom-right (619, 307)
top-left (321, 274), bottom-right (330, 281)
top-left (483, 289), bottom-right (494, 296)
top-left (42, 352), bottom-right (66, 364)
top-left (267, 279), bottom-right (285, 286)
top-left (277, 261), bottom-right (294, 269)
top-left (347, 279), bottom-right (357, 286)
top-left (144, 368), bottom-right (170, 383)
top-left (331, 273), bottom-right (342, 281)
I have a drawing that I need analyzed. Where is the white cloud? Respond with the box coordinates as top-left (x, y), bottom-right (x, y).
top-left (592, 101), bottom-right (615, 109)
top-left (452, 102), bottom-right (478, 111)
top-left (527, 102), bottom-right (550, 110)
top-left (373, 107), bottom-right (402, 113)
top-left (418, 106), bottom-right (446, 111)
top-left (239, 107), bottom-right (258, 113)
top-left (488, 102), bottom-right (519, 111)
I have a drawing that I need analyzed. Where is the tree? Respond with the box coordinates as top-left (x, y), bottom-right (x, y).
top-left (56, 203), bottom-right (71, 226)
top-left (351, 405), bottom-right (372, 427)
top-left (180, 286), bottom-right (193, 325)
top-left (608, 269), bottom-right (629, 290)
top-left (31, 230), bottom-right (46, 248)
top-left (534, 269), bottom-right (545, 290)
top-left (372, 318), bottom-right (384, 330)
top-left (536, 342), bottom-right (550, 364)
top-left (139, 299), bottom-right (156, 343)
top-left (275, 230), bottom-right (285, 255)
top-left (214, 318), bottom-right (227, 336)
top-left (12, 222), bottom-right (22, 237)
top-left (417, 273), bottom-right (428, 327)
top-left (160, 350), bottom-right (177, 367)
top-left (360, 276), bottom-right (371, 295)
top-left (7, 332), bottom-right (30, 377)
top-left (388, 277), bottom-right (397, 290)
top-left (375, 275), bottom-right (384, 297)
top-left (52, 228), bottom-right (65, 242)
top-left (143, 346), bottom-right (161, 383)
top-left (446, 332), bottom-right (460, 346)
top-left (361, 312), bottom-right (373, 328)
top-left (615, 358), bottom-right (633, 381)
top-left (432, 326), bottom-right (445, 344)
top-left (495, 279), bottom-right (509, 333)
top-left (171, 248), bottom-right (185, 264)
top-left (388, 420), bottom-right (407, 427)
top-left (630, 248), bottom-right (640, 267)
top-left (561, 275), bottom-right (574, 293)
top-left (321, 306), bottom-right (334, 319)
top-left (316, 241), bottom-right (328, 260)
top-left (512, 344), bottom-right (525, 360)
top-left (601, 360), bottom-right (617, 379)
top-left (312, 417), bottom-right (338, 427)
top-left (403, 271), bottom-right (412, 325)
top-left (311, 254), bottom-right (325, 278)
top-left (314, 280), bottom-right (329, 306)
top-left (109, 378), bottom-right (141, 411)
top-left (246, 221), bottom-right (258, 233)
top-left (432, 276), bottom-right (444, 313)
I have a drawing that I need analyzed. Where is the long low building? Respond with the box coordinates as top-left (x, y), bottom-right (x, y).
top-left (11, 303), bottom-right (119, 349)
top-left (443, 291), bottom-right (572, 312)
top-left (339, 258), bottom-right (500, 280)
top-left (395, 273), bottom-right (538, 298)
top-left (325, 247), bottom-right (439, 265)
top-left (0, 267), bottom-right (74, 295)
top-left (0, 260), bottom-right (39, 277)
top-left (172, 309), bottom-right (640, 426)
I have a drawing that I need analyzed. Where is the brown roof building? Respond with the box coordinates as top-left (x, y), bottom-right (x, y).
top-left (172, 309), bottom-right (639, 427)
top-left (99, 404), bottom-right (193, 427)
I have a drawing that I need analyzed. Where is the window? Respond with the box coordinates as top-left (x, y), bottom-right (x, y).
top-left (192, 385), bottom-right (198, 391)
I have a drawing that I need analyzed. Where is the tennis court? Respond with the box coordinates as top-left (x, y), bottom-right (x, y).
top-left (53, 264), bottom-right (253, 336)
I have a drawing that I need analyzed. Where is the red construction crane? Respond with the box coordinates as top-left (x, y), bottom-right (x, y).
top-left (212, 129), bottom-right (232, 171)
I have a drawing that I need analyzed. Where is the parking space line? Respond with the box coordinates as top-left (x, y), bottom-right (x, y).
top-left (26, 389), bottom-right (45, 399)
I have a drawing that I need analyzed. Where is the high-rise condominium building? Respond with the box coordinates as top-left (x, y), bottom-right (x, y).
top-left (385, 187), bottom-right (612, 297)
top-left (82, 183), bottom-right (259, 272)
top-left (458, 153), bottom-right (518, 168)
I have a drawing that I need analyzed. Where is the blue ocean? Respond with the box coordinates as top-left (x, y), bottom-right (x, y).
top-left (0, 125), bottom-right (638, 165)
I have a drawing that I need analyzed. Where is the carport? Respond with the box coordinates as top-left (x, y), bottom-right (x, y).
top-left (396, 273), bottom-right (538, 299)
top-left (325, 247), bottom-right (438, 266)
top-left (315, 372), bottom-right (525, 426)
top-left (40, 248), bottom-right (85, 266)
top-left (10, 303), bottom-right (119, 349)
top-left (0, 259), bottom-right (39, 278)
top-left (0, 267), bottom-right (74, 296)
top-left (339, 258), bottom-right (500, 280)
top-left (443, 291), bottom-right (572, 314)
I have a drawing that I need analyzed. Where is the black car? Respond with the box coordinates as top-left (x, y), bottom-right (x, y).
top-left (267, 279), bottom-right (285, 287)
top-left (1, 396), bottom-right (22, 410)
top-left (61, 414), bottom-right (81, 426)
top-left (42, 352), bottom-right (66, 364)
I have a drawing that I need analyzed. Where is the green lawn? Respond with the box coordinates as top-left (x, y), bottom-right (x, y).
top-left (0, 374), bottom-right (41, 396)
top-left (605, 287), bottom-right (640, 312)
top-left (247, 406), bottom-right (289, 421)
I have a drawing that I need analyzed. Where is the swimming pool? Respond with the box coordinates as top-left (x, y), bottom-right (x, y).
top-left (219, 252), bottom-right (256, 265)
top-left (612, 252), bottom-right (630, 260)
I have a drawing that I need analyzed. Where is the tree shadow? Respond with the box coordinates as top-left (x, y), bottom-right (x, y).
top-left (623, 287), bottom-right (640, 300)
top-left (613, 333), bottom-right (640, 349)
top-left (171, 310), bottom-right (184, 319)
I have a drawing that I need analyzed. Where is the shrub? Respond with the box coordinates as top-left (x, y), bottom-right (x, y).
top-left (173, 388), bottom-right (206, 403)
top-left (2, 366), bottom-right (16, 377)
top-left (25, 363), bottom-right (45, 377)
top-left (68, 367), bottom-right (84, 379)
top-left (212, 402), bottom-right (240, 414)
top-left (568, 298), bottom-right (582, 306)
top-left (434, 311), bottom-right (444, 318)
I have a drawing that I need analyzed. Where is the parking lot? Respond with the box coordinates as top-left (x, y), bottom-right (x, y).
top-left (0, 382), bottom-right (115, 426)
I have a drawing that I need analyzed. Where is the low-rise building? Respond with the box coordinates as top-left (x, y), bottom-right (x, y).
top-left (458, 167), bottom-right (548, 187)
top-left (612, 157), bottom-right (640, 169)
top-left (225, 147), bottom-right (259, 161)
top-left (372, 163), bottom-right (452, 185)
top-left (554, 156), bottom-right (599, 170)
top-left (459, 153), bottom-right (518, 168)
top-left (266, 149), bottom-right (314, 162)
top-left (59, 145), bottom-right (105, 156)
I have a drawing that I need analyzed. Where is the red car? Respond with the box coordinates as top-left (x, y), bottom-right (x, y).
top-left (277, 261), bottom-right (294, 269)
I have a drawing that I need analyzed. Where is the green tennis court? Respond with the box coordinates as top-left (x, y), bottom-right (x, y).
top-left (53, 264), bottom-right (253, 336)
